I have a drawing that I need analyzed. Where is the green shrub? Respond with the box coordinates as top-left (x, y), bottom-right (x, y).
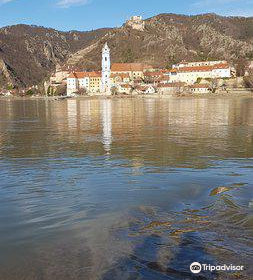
top-left (26, 89), bottom-right (34, 96)
top-left (196, 78), bottom-right (202, 84)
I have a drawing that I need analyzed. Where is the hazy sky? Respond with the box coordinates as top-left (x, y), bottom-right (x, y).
top-left (0, 0), bottom-right (252, 31)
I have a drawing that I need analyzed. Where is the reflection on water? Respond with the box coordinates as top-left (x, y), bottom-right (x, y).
top-left (0, 97), bottom-right (253, 280)
top-left (101, 99), bottom-right (112, 154)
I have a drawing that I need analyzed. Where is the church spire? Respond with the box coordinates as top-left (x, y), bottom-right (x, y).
top-left (101, 42), bottom-right (111, 93)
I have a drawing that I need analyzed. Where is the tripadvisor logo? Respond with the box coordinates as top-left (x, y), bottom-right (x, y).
top-left (190, 262), bottom-right (202, 274)
top-left (190, 262), bottom-right (244, 274)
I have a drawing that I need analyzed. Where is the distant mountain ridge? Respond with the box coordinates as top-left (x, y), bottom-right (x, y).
top-left (0, 13), bottom-right (253, 88)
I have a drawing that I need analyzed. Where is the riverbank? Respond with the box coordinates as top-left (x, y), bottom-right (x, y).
top-left (1, 89), bottom-right (253, 101)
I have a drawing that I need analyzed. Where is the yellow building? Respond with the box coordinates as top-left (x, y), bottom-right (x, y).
top-left (89, 72), bottom-right (102, 93)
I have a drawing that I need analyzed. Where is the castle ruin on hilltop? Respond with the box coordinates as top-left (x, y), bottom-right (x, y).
top-left (125, 16), bottom-right (145, 31)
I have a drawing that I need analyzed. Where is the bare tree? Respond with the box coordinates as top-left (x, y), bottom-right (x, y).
top-left (235, 57), bottom-right (247, 77)
top-left (210, 78), bottom-right (218, 93)
top-left (111, 86), bottom-right (118, 96)
top-left (54, 84), bottom-right (67, 96)
top-left (77, 87), bottom-right (88, 95)
top-left (244, 70), bottom-right (253, 88)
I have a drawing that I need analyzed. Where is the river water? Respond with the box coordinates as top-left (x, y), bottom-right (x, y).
top-left (0, 97), bottom-right (252, 280)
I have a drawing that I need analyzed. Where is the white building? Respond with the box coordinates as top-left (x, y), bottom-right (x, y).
top-left (189, 84), bottom-right (211, 94)
top-left (168, 62), bottom-right (231, 85)
top-left (136, 85), bottom-right (156, 94)
top-left (67, 72), bottom-right (89, 96)
top-left (172, 60), bottom-right (227, 69)
top-left (157, 82), bottom-right (185, 94)
top-left (67, 72), bottom-right (101, 96)
top-left (101, 42), bottom-right (111, 93)
top-left (67, 43), bottom-right (111, 96)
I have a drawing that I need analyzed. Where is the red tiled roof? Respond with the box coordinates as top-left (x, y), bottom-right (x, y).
top-left (68, 71), bottom-right (101, 79)
top-left (173, 63), bottom-right (230, 73)
top-left (68, 73), bottom-right (77, 79)
top-left (144, 71), bottom-right (163, 77)
top-left (68, 72), bottom-right (89, 79)
top-left (190, 84), bottom-right (210, 89)
top-left (111, 73), bottom-right (130, 79)
top-left (88, 71), bottom-right (101, 78)
top-left (111, 63), bottom-right (154, 72)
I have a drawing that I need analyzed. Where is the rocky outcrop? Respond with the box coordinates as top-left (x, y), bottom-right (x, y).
top-left (0, 58), bottom-right (23, 88)
top-left (125, 16), bottom-right (145, 31)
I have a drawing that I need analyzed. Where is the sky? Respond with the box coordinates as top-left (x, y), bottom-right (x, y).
top-left (0, 0), bottom-right (253, 31)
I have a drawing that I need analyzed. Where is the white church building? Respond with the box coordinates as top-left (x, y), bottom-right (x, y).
top-left (67, 42), bottom-right (111, 96)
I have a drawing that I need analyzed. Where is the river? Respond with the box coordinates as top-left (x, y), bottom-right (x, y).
top-left (0, 97), bottom-right (252, 279)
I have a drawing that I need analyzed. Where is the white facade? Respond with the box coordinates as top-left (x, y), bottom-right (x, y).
top-left (78, 77), bottom-right (89, 89)
top-left (145, 86), bottom-right (156, 94)
top-left (67, 77), bottom-right (78, 96)
top-left (101, 43), bottom-right (111, 93)
top-left (173, 61), bottom-right (227, 69)
top-left (67, 75), bottom-right (90, 96)
top-left (189, 85), bottom-right (210, 94)
top-left (168, 67), bottom-right (231, 85)
top-left (212, 68), bottom-right (231, 78)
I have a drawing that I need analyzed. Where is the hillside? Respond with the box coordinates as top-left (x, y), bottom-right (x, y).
top-left (1, 13), bottom-right (253, 88)
top-left (68, 13), bottom-right (253, 71)
top-left (0, 25), bottom-right (111, 88)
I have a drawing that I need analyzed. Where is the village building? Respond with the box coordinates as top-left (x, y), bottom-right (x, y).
top-left (67, 71), bottom-right (101, 96)
top-left (136, 85), bottom-right (156, 94)
top-left (67, 72), bottom-right (84, 95)
top-left (144, 71), bottom-right (164, 84)
top-left (117, 84), bottom-right (132, 94)
top-left (89, 72), bottom-right (102, 93)
top-left (173, 60), bottom-right (227, 69)
top-left (50, 65), bottom-right (79, 85)
top-left (189, 84), bottom-right (211, 94)
top-left (110, 73), bottom-right (131, 86)
top-left (66, 43), bottom-right (232, 96)
top-left (157, 82), bottom-right (186, 94)
top-left (111, 63), bottom-right (154, 81)
top-left (158, 76), bottom-right (171, 84)
top-left (167, 62), bottom-right (231, 85)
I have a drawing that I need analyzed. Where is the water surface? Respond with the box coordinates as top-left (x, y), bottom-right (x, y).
top-left (0, 97), bottom-right (252, 280)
